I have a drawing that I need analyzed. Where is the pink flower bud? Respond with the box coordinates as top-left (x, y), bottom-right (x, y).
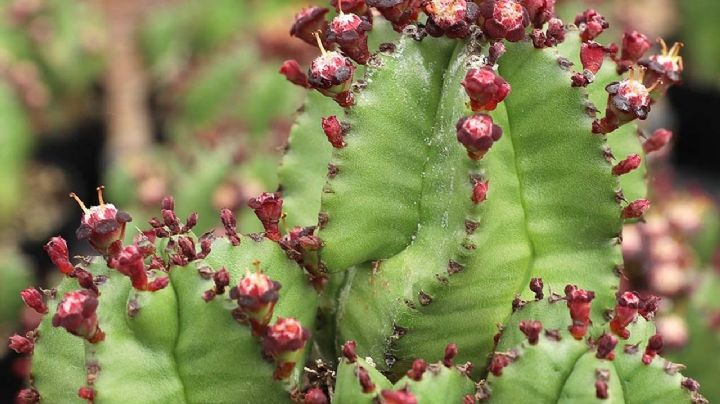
top-left (595, 333), bottom-right (618, 360)
top-left (71, 187), bottom-right (131, 254)
top-left (622, 199), bottom-right (650, 219)
top-left (230, 270), bottom-right (281, 336)
top-left (580, 41), bottom-right (608, 74)
top-left (642, 334), bottom-right (663, 365)
top-left (406, 359), bottom-right (428, 381)
top-left (619, 31), bottom-right (651, 68)
top-left (366, 0), bottom-right (422, 32)
top-left (52, 290), bottom-right (104, 343)
top-left (304, 387), bottom-right (328, 404)
top-left (8, 334), bottom-right (34, 354)
top-left (44, 236), bottom-right (74, 274)
top-left (519, 320), bottom-right (543, 344)
top-left (280, 60), bottom-right (309, 88)
top-left (642, 128), bottom-right (672, 154)
top-left (327, 13), bottom-right (372, 64)
top-left (380, 387), bottom-right (418, 404)
top-left (565, 284), bottom-right (595, 339)
top-left (478, 0), bottom-right (530, 42)
top-left (521, 0), bottom-right (555, 28)
top-left (248, 192), bottom-right (283, 241)
top-left (609, 291), bottom-right (639, 339)
top-left (574, 9), bottom-right (608, 42)
top-left (20, 288), bottom-right (48, 314)
top-left (262, 317), bottom-right (310, 380)
top-left (321, 116), bottom-right (346, 148)
top-left (612, 154), bottom-right (641, 176)
top-left (471, 179), bottom-right (489, 204)
top-left (462, 67), bottom-right (511, 112)
top-left (290, 7), bottom-right (330, 47)
top-left (456, 114), bottom-right (503, 160)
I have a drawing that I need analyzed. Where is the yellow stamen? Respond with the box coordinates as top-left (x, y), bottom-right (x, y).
top-left (315, 32), bottom-right (326, 55)
top-left (658, 38), bottom-right (668, 55)
top-left (252, 260), bottom-right (262, 273)
top-left (281, 212), bottom-right (290, 235)
top-left (96, 185), bottom-right (105, 206)
top-left (69, 192), bottom-right (89, 213)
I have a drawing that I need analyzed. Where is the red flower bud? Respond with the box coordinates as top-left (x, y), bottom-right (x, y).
top-left (521, 0), bottom-right (555, 28)
top-left (290, 7), bottom-right (329, 47)
top-left (638, 295), bottom-right (660, 320)
top-left (380, 387), bottom-right (418, 404)
top-left (574, 9), bottom-right (608, 42)
top-left (642, 128), bottom-right (672, 154)
top-left (423, 0), bottom-right (478, 39)
top-left (478, 0), bottom-right (530, 42)
top-left (8, 334), bottom-right (34, 354)
top-left (618, 30), bottom-right (651, 72)
top-left (462, 67), bottom-right (511, 112)
top-left (612, 154), bottom-right (641, 176)
top-left (357, 366), bottom-right (376, 393)
top-left (230, 269), bottom-right (281, 336)
top-left (342, 340), bottom-right (358, 362)
top-left (304, 387), bottom-right (329, 404)
top-left (545, 18), bottom-right (565, 45)
top-left (565, 284), bottom-right (595, 339)
top-left (642, 334), bottom-right (663, 365)
top-left (595, 333), bottom-right (618, 360)
top-left (366, 0), bottom-right (422, 32)
top-left (487, 41), bottom-right (506, 66)
top-left (489, 352), bottom-right (513, 376)
top-left (519, 320), bottom-right (543, 344)
top-left (406, 359), bottom-right (428, 381)
top-left (595, 369), bottom-right (609, 399)
top-left (20, 288), bottom-right (48, 314)
top-left (640, 39), bottom-right (683, 98)
top-left (78, 387), bottom-right (95, 401)
top-left (44, 236), bottom-right (74, 274)
top-left (593, 68), bottom-right (652, 134)
top-left (580, 41), bottom-right (608, 74)
top-left (327, 13), bottom-right (372, 64)
top-left (280, 60), bottom-right (310, 88)
top-left (148, 276), bottom-right (170, 292)
top-left (16, 388), bottom-right (40, 404)
top-left (609, 291), bottom-right (639, 339)
top-left (471, 179), bottom-right (489, 204)
top-left (456, 114), bottom-right (503, 160)
top-left (321, 116), bottom-right (346, 148)
top-left (622, 199), bottom-right (650, 219)
top-left (681, 378), bottom-right (700, 392)
top-left (443, 342), bottom-right (458, 366)
top-left (71, 187), bottom-right (131, 254)
top-left (248, 192), bottom-right (283, 241)
top-left (52, 290), bottom-right (104, 343)
top-left (262, 317), bottom-right (310, 380)
top-left (108, 244), bottom-right (149, 291)
top-left (529, 277), bottom-right (544, 300)
top-left (220, 208), bottom-right (241, 246)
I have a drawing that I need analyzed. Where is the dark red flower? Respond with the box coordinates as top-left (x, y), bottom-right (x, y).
top-left (220, 208), bottom-right (241, 246)
top-left (456, 114), bottom-right (503, 160)
top-left (612, 154), bottom-right (641, 176)
top-left (593, 68), bottom-right (652, 134)
top-left (20, 288), bottom-right (48, 314)
top-left (280, 60), bottom-right (310, 88)
top-left (622, 199), bottom-right (650, 219)
top-left (307, 44), bottom-right (356, 107)
top-left (638, 295), bottom-right (660, 320)
top-left (248, 192), bottom-right (283, 241)
top-left (262, 317), bottom-right (310, 380)
top-left (462, 67), bottom-right (511, 112)
top-left (279, 226), bottom-right (325, 291)
top-left (640, 39), bottom-right (683, 99)
top-left (52, 290), bottom-right (104, 343)
top-left (487, 41), bottom-right (506, 65)
top-left (609, 291), bottom-right (639, 339)
top-left (290, 7), bottom-right (329, 47)
top-left (230, 269), bottom-right (281, 336)
top-left (471, 179), bottom-right (489, 204)
top-left (478, 0), bottom-right (530, 42)
top-left (565, 284), bottom-right (595, 340)
top-left (423, 0), bottom-right (479, 39)
top-left (327, 12), bottom-right (372, 64)
top-left (642, 128), bottom-right (672, 154)
top-left (617, 30), bottom-right (651, 73)
top-left (304, 387), bottom-right (328, 404)
top-left (521, 0), bottom-right (555, 28)
top-left (642, 334), bottom-right (663, 365)
top-left (44, 236), bottom-right (74, 274)
top-left (595, 333), bottom-right (618, 360)
top-left (545, 18), bottom-right (565, 45)
top-left (380, 387), bottom-right (418, 404)
top-left (8, 334), bottom-right (34, 354)
top-left (71, 187), bottom-right (132, 254)
top-left (574, 9), bottom-right (608, 42)
top-left (519, 320), bottom-right (543, 344)
top-left (321, 116), bottom-right (346, 148)
top-left (366, 0), bottom-right (423, 32)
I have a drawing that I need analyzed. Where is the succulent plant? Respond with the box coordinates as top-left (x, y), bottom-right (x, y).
top-left (14, 1), bottom-right (708, 403)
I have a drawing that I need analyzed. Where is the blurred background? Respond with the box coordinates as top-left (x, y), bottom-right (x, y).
top-left (0, 0), bottom-right (718, 401)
